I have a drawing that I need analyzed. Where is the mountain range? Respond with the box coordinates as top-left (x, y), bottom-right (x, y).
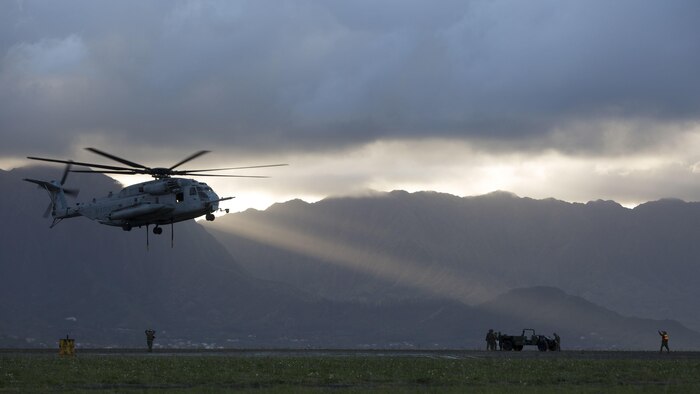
top-left (0, 167), bottom-right (697, 350)
top-left (205, 189), bottom-right (700, 334)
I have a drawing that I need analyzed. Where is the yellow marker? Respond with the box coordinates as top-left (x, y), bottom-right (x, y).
top-left (58, 336), bottom-right (75, 356)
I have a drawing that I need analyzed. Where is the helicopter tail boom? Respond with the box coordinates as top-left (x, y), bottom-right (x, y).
top-left (23, 178), bottom-right (81, 226)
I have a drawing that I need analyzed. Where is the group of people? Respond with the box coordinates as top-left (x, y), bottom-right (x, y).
top-left (484, 329), bottom-right (671, 352)
top-left (63, 327), bottom-right (674, 352)
top-left (485, 329), bottom-right (561, 351)
top-left (142, 327), bottom-right (670, 352)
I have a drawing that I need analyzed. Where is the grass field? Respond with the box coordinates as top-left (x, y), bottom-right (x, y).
top-left (1, 351), bottom-right (699, 392)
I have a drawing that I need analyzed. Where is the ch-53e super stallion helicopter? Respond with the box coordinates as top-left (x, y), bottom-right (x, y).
top-left (24, 147), bottom-right (286, 246)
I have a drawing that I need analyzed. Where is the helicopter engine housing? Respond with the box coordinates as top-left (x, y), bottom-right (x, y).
top-left (143, 182), bottom-right (170, 195)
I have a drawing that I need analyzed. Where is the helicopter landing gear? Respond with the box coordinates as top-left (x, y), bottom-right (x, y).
top-left (205, 213), bottom-right (215, 221)
top-left (122, 224), bottom-right (132, 231)
top-left (144, 223), bottom-right (173, 250)
top-left (146, 225), bottom-right (164, 250)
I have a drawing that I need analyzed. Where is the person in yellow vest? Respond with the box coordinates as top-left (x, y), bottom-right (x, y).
top-left (658, 330), bottom-right (669, 353)
top-left (59, 335), bottom-right (75, 356)
top-left (145, 329), bottom-right (156, 352)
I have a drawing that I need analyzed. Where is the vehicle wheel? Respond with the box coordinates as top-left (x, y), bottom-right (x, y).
top-left (153, 226), bottom-right (163, 235)
top-left (122, 224), bottom-right (132, 231)
top-left (502, 341), bottom-right (513, 351)
top-left (537, 340), bottom-right (548, 352)
top-left (206, 213), bottom-right (215, 221)
top-left (514, 345), bottom-right (523, 351)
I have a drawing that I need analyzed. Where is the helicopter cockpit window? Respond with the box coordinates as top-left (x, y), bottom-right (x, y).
top-left (189, 187), bottom-right (197, 196)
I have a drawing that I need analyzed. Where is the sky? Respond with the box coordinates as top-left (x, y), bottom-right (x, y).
top-left (2, 0), bottom-right (700, 211)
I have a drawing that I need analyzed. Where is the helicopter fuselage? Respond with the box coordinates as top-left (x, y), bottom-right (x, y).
top-left (26, 147), bottom-right (282, 235)
top-left (58, 177), bottom-right (223, 229)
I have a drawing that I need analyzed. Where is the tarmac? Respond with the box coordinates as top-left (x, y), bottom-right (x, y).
top-left (1, 348), bottom-right (698, 360)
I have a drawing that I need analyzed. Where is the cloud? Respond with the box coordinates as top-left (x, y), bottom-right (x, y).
top-left (2, 1), bottom-right (700, 208)
top-left (1, 0), bottom-right (699, 158)
top-left (160, 131), bottom-right (700, 213)
top-left (1, 34), bottom-right (95, 153)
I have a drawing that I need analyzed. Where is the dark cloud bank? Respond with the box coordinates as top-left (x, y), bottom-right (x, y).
top-left (2, 0), bottom-right (700, 157)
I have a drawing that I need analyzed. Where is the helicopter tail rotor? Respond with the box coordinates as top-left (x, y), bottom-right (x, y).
top-left (23, 162), bottom-right (80, 224)
top-left (58, 162), bottom-right (80, 197)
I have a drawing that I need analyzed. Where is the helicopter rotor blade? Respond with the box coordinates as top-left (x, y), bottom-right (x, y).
top-left (85, 147), bottom-right (150, 169)
top-left (180, 163), bottom-right (288, 173)
top-left (177, 173), bottom-right (270, 178)
top-left (42, 202), bottom-right (52, 218)
top-left (27, 157), bottom-right (139, 172)
top-left (70, 170), bottom-right (141, 175)
top-left (60, 161), bottom-right (73, 185)
top-left (169, 150), bottom-right (210, 170)
top-left (29, 150), bottom-right (285, 180)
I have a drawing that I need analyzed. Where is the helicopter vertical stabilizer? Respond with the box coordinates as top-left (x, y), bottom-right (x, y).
top-left (23, 163), bottom-right (81, 227)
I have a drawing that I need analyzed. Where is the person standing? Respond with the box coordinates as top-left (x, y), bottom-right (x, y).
top-left (145, 328), bottom-right (156, 352)
top-left (485, 329), bottom-right (497, 351)
top-left (658, 330), bottom-right (669, 353)
top-left (553, 333), bottom-right (561, 351)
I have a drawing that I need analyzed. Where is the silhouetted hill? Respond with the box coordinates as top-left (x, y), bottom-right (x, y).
top-left (205, 190), bottom-right (700, 332)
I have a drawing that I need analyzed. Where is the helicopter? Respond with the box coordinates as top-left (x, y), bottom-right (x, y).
top-left (24, 147), bottom-right (286, 246)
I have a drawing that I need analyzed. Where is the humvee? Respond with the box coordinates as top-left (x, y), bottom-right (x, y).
top-left (498, 328), bottom-right (557, 351)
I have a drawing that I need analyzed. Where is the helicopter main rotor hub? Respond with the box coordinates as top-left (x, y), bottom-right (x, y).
top-left (150, 168), bottom-right (172, 179)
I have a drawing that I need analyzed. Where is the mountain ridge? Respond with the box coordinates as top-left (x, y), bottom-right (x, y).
top-left (206, 189), bottom-right (700, 332)
top-left (2, 169), bottom-right (697, 349)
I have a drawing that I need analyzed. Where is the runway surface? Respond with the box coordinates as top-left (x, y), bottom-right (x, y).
top-left (2, 348), bottom-right (698, 360)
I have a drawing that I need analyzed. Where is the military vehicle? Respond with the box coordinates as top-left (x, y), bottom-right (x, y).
top-left (498, 329), bottom-right (557, 351)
